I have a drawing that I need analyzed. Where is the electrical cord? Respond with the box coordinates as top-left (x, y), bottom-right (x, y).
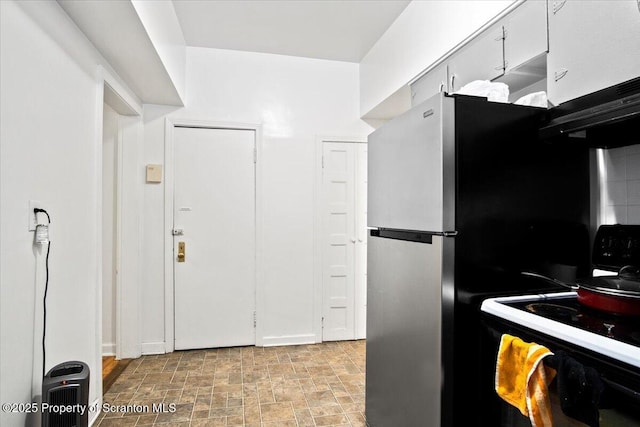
top-left (35, 208), bottom-right (50, 224)
top-left (34, 208), bottom-right (50, 378)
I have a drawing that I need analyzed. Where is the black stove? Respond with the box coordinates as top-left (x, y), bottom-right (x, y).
top-left (479, 224), bottom-right (640, 426)
top-left (481, 291), bottom-right (640, 369)
top-left (504, 295), bottom-right (640, 347)
top-left (482, 224), bottom-right (640, 366)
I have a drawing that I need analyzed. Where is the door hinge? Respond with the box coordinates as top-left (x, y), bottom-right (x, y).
top-left (253, 311), bottom-right (257, 328)
top-left (321, 316), bottom-right (324, 329)
top-left (322, 155), bottom-right (324, 169)
top-left (253, 147), bottom-right (257, 164)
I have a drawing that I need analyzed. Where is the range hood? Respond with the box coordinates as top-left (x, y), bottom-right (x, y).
top-left (540, 77), bottom-right (640, 148)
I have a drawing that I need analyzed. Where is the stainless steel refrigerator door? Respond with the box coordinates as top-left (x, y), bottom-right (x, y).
top-left (368, 92), bottom-right (455, 233)
top-left (366, 233), bottom-right (451, 427)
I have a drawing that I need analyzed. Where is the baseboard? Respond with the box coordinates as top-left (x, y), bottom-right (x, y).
top-left (261, 334), bottom-right (318, 347)
top-left (89, 398), bottom-right (100, 426)
top-left (141, 336), bottom-right (321, 351)
top-left (141, 341), bottom-right (166, 355)
top-left (102, 343), bottom-right (115, 356)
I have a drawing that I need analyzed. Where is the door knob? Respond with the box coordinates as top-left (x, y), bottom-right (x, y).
top-left (177, 241), bottom-right (185, 262)
top-left (351, 238), bottom-right (356, 243)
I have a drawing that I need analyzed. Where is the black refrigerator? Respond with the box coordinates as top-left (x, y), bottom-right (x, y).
top-left (365, 93), bottom-right (591, 427)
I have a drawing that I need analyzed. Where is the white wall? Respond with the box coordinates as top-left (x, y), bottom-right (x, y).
top-left (141, 47), bottom-right (371, 350)
top-left (359, 0), bottom-right (514, 117)
top-left (0, 1), bottom-right (140, 425)
top-left (601, 144), bottom-right (640, 225)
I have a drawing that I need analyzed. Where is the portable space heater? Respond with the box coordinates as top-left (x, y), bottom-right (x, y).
top-left (42, 361), bottom-right (89, 427)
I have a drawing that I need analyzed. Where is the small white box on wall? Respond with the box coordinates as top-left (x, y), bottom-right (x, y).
top-left (146, 164), bottom-right (162, 183)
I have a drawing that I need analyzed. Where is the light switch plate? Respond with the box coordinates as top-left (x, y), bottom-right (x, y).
top-left (146, 164), bottom-right (162, 183)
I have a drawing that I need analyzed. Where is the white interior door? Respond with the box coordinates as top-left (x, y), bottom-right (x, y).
top-left (322, 141), bottom-right (367, 341)
top-left (173, 127), bottom-right (256, 350)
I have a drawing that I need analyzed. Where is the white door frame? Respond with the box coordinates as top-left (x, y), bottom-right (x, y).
top-left (164, 119), bottom-right (264, 352)
top-left (100, 75), bottom-right (143, 361)
top-left (94, 65), bottom-right (142, 410)
top-left (314, 136), bottom-right (366, 342)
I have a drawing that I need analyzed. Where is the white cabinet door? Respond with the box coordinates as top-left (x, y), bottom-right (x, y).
top-left (410, 62), bottom-right (448, 107)
top-left (448, 22), bottom-right (505, 93)
top-left (504, 0), bottom-right (548, 72)
top-left (548, 0), bottom-right (640, 106)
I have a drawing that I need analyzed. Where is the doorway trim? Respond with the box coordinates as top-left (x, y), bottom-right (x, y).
top-left (94, 65), bottom-right (142, 418)
top-left (164, 119), bottom-right (264, 352)
top-left (313, 136), bottom-right (367, 342)
top-left (99, 71), bottom-right (143, 356)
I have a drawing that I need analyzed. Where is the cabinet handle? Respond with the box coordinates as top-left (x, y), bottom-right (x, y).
top-left (438, 82), bottom-right (445, 93)
top-left (553, 0), bottom-right (567, 14)
top-left (495, 60), bottom-right (509, 72)
top-left (554, 68), bottom-right (569, 82)
top-left (450, 74), bottom-right (456, 92)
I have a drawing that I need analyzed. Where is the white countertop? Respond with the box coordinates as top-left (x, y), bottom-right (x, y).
top-left (481, 292), bottom-right (640, 369)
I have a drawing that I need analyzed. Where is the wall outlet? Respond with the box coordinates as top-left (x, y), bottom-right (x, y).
top-left (28, 200), bottom-right (44, 231)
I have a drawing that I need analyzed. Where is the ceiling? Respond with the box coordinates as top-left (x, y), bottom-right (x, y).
top-left (172, 0), bottom-right (411, 63)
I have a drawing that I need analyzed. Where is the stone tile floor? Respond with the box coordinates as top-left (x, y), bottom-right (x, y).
top-left (97, 340), bottom-right (366, 426)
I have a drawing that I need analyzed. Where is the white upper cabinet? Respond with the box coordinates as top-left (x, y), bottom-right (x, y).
top-left (410, 22), bottom-right (505, 106)
top-left (503, 0), bottom-right (548, 73)
top-left (547, 0), bottom-right (640, 106)
top-left (410, 62), bottom-right (448, 107)
top-left (447, 22), bottom-right (505, 93)
top-left (410, 1), bottom-right (550, 107)
top-left (495, 0), bottom-right (548, 97)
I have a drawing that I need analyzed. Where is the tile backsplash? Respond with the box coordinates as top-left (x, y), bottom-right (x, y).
top-left (601, 144), bottom-right (640, 225)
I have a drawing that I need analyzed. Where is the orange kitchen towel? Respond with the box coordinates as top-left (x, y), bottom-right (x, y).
top-left (495, 334), bottom-right (557, 427)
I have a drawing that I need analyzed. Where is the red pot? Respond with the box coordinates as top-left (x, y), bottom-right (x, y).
top-left (522, 266), bottom-right (640, 316)
top-left (576, 289), bottom-right (640, 316)
top-left (574, 266), bottom-right (640, 316)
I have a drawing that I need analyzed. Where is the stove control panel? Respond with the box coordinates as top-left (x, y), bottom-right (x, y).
top-left (593, 224), bottom-right (640, 271)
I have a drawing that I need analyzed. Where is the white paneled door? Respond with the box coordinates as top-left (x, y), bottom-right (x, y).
top-left (173, 127), bottom-right (256, 350)
top-left (322, 142), bottom-right (367, 341)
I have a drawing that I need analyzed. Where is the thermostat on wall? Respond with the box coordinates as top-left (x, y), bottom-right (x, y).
top-left (146, 164), bottom-right (162, 183)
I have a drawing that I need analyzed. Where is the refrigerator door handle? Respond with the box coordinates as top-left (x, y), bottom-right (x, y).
top-left (371, 229), bottom-right (457, 236)
top-left (371, 229), bottom-right (458, 244)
